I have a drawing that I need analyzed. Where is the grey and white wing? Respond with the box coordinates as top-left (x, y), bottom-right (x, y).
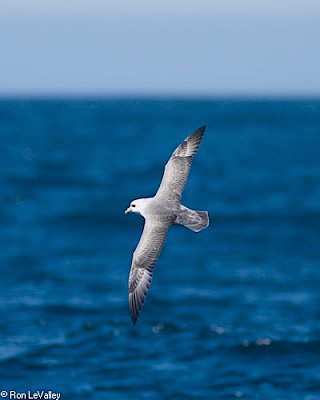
top-left (155, 126), bottom-right (206, 202)
top-left (128, 216), bottom-right (172, 324)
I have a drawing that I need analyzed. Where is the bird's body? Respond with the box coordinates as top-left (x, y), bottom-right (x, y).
top-left (125, 126), bottom-right (209, 324)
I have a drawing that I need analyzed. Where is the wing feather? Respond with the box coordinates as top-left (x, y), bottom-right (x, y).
top-left (128, 216), bottom-right (172, 324)
top-left (155, 126), bottom-right (206, 202)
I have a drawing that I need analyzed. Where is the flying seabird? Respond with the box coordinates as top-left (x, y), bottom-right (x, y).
top-left (125, 126), bottom-right (209, 324)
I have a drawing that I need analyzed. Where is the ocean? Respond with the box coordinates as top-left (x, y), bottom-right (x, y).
top-left (0, 98), bottom-right (319, 399)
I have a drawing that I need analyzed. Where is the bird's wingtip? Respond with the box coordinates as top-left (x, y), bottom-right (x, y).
top-left (129, 292), bottom-right (140, 325)
top-left (131, 313), bottom-right (138, 325)
top-left (194, 125), bottom-right (206, 135)
top-left (190, 125), bottom-right (206, 140)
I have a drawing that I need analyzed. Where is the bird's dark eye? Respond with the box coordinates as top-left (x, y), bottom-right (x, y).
top-left (132, 204), bottom-right (136, 208)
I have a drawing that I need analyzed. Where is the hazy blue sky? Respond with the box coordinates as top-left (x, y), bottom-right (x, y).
top-left (1, 0), bottom-right (320, 96)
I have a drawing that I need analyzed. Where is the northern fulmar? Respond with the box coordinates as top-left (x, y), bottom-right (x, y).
top-left (125, 126), bottom-right (209, 324)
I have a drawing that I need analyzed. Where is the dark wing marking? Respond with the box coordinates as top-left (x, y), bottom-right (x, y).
top-left (155, 126), bottom-right (206, 202)
top-left (128, 216), bottom-right (173, 324)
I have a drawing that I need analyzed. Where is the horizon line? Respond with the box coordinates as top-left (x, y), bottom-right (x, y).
top-left (1, 91), bottom-right (320, 101)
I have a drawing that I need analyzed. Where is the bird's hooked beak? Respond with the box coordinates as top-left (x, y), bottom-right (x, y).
top-left (124, 207), bottom-right (132, 215)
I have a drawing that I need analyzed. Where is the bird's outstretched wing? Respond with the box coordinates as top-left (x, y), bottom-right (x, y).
top-left (155, 126), bottom-right (206, 202)
top-left (128, 216), bottom-right (173, 324)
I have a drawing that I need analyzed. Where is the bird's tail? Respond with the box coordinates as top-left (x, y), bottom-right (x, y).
top-left (176, 206), bottom-right (209, 232)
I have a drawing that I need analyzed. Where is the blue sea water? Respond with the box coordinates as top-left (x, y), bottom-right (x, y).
top-left (0, 98), bottom-right (320, 399)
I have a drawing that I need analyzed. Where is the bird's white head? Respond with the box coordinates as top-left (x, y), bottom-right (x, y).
top-left (125, 198), bottom-right (150, 216)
